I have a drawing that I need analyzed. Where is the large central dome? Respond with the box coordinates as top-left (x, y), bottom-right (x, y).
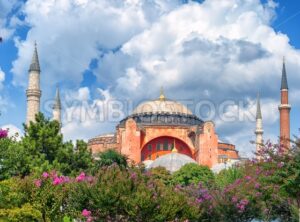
top-left (132, 90), bottom-right (192, 115)
top-left (118, 89), bottom-right (203, 127)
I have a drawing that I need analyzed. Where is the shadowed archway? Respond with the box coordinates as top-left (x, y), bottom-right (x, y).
top-left (141, 136), bottom-right (193, 161)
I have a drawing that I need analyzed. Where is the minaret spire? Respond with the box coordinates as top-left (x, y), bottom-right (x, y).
top-left (281, 57), bottom-right (288, 90)
top-left (26, 42), bottom-right (41, 125)
top-left (279, 57), bottom-right (291, 149)
top-left (52, 85), bottom-right (62, 125)
top-left (255, 92), bottom-right (263, 157)
top-left (29, 41), bottom-right (40, 72)
top-left (256, 92), bottom-right (262, 120)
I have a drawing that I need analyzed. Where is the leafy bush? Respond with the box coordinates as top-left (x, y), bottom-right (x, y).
top-left (149, 166), bottom-right (172, 185)
top-left (172, 163), bottom-right (215, 187)
top-left (0, 113), bottom-right (94, 179)
top-left (0, 204), bottom-right (42, 222)
top-left (94, 149), bottom-right (128, 169)
top-left (66, 166), bottom-right (199, 221)
top-left (215, 166), bottom-right (244, 188)
top-left (1, 113), bottom-right (300, 221)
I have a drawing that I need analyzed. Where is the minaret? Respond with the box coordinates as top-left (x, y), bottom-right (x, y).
top-left (255, 93), bottom-right (263, 156)
top-left (26, 42), bottom-right (41, 125)
top-left (279, 57), bottom-right (291, 148)
top-left (52, 86), bottom-right (62, 124)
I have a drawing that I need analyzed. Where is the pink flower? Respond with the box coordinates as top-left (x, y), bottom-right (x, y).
top-left (255, 192), bottom-right (262, 197)
top-left (34, 179), bottom-right (42, 188)
top-left (0, 129), bottom-right (8, 138)
top-left (277, 162), bottom-right (284, 168)
top-left (82, 209), bottom-right (91, 217)
top-left (63, 176), bottom-right (70, 183)
top-left (53, 176), bottom-right (64, 185)
top-left (42, 172), bottom-right (49, 178)
top-left (236, 199), bottom-right (249, 213)
top-left (254, 183), bottom-right (260, 189)
top-left (86, 176), bottom-right (94, 183)
top-left (196, 198), bottom-right (204, 203)
top-left (76, 172), bottom-right (86, 182)
top-left (86, 217), bottom-right (93, 222)
top-left (130, 172), bottom-right (137, 180)
top-left (232, 196), bottom-right (238, 203)
top-left (235, 179), bottom-right (242, 185)
top-left (245, 176), bottom-right (252, 181)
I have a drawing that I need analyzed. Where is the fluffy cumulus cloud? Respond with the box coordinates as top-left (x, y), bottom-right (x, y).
top-left (10, 0), bottom-right (300, 155)
top-left (11, 0), bottom-right (182, 87)
top-left (0, 0), bottom-right (23, 40)
top-left (61, 87), bottom-right (122, 141)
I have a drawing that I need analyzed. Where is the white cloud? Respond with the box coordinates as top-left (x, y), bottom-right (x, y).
top-left (0, 0), bottom-right (23, 40)
top-left (10, 0), bottom-right (300, 155)
top-left (61, 87), bottom-right (122, 142)
top-left (11, 0), bottom-right (181, 87)
top-left (95, 0), bottom-right (300, 154)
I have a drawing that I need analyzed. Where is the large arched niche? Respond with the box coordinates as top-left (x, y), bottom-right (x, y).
top-left (141, 136), bottom-right (193, 161)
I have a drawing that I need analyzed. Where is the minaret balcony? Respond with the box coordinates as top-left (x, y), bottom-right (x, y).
top-left (278, 104), bottom-right (291, 110)
top-left (255, 129), bottom-right (264, 134)
top-left (26, 89), bottom-right (41, 98)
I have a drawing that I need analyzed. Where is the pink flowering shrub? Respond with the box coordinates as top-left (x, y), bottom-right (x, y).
top-left (76, 172), bottom-right (86, 182)
top-left (1, 141), bottom-right (299, 221)
top-left (0, 129), bottom-right (8, 138)
top-left (65, 166), bottom-right (198, 221)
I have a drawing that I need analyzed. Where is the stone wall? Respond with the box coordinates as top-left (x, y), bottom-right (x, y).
top-left (88, 134), bottom-right (118, 154)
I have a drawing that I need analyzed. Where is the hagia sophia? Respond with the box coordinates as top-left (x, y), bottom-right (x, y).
top-left (25, 44), bottom-right (291, 171)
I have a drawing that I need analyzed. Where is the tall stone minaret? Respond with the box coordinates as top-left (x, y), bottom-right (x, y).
top-left (26, 42), bottom-right (41, 125)
top-left (255, 93), bottom-right (263, 156)
top-left (279, 58), bottom-right (291, 148)
top-left (52, 86), bottom-right (62, 124)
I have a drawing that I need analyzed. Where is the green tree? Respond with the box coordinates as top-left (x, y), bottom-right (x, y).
top-left (0, 137), bottom-right (31, 179)
top-left (54, 140), bottom-right (94, 175)
top-left (172, 163), bottom-right (215, 186)
top-left (149, 166), bottom-right (172, 185)
top-left (1, 113), bottom-right (94, 179)
top-left (22, 113), bottom-right (63, 163)
top-left (215, 167), bottom-right (244, 188)
top-left (94, 149), bottom-right (128, 169)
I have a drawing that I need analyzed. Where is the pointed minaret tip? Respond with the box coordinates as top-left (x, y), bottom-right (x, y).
top-left (54, 85), bottom-right (61, 110)
top-left (281, 57), bottom-right (288, 90)
top-left (256, 92), bottom-right (262, 120)
top-left (29, 41), bottom-right (40, 72)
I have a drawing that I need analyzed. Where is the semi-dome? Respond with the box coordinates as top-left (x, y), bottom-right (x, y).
top-left (148, 152), bottom-right (197, 173)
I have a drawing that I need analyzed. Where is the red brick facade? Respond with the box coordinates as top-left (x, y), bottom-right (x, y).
top-left (279, 90), bottom-right (291, 148)
top-left (88, 115), bottom-right (239, 168)
top-left (217, 143), bottom-right (239, 163)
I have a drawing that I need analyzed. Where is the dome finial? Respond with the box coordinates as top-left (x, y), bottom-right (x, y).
top-left (159, 86), bottom-right (166, 101)
top-left (172, 139), bottom-right (178, 153)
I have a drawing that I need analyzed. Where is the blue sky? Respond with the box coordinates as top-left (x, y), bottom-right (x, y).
top-left (0, 0), bottom-right (300, 156)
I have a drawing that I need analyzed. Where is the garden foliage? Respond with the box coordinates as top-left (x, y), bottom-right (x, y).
top-left (0, 114), bottom-right (300, 221)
